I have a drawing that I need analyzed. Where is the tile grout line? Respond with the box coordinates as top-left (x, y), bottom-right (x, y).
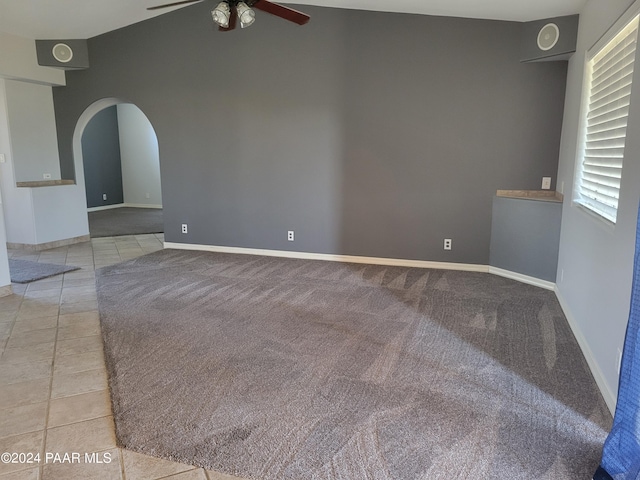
top-left (38, 251), bottom-right (65, 480)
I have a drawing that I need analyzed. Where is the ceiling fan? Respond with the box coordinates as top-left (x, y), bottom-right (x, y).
top-left (147, 0), bottom-right (310, 31)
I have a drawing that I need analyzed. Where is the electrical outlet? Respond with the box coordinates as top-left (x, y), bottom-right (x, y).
top-left (444, 238), bottom-right (452, 250)
top-left (182, 224), bottom-right (188, 234)
top-left (0, 153), bottom-right (5, 163)
top-left (542, 177), bottom-right (552, 190)
top-left (287, 230), bottom-right (294, 242)
top-left (43, 173), bottom-right (51, 180)
top-left (102, 193), bottom-right (107, 201)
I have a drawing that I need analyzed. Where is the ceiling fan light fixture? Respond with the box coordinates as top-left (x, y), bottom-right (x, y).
top-left (211, 1), bottom-right (231, 28)
top-left (236, 1), bottom-right (256, 28)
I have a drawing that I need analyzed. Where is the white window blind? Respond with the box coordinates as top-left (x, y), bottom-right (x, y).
top-left (577, 15), bottom-right (640, 223)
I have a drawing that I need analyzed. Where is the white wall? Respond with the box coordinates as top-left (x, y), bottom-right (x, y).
top-left (0, 78), bottom-right (35, 245)
top-left (5, 79), bottom-right (61, 182)
top-left (117, 104), bottom-right (162, 207)
top-left (556, 0), bottom-right (640, 412)
top-left (0, 34), bottom-right (88, 248)
top-left (0, 183), bottom-right (11, 291)
top-left (0, 32), bottom-right (65, 87)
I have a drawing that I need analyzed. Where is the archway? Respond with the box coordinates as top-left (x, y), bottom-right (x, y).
top-left (73, 99), bottom-right (163, 237)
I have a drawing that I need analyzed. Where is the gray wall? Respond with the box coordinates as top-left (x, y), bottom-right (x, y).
top-left (53, 4), bottom-right (567, 264)
top-left (489, 197), bottom-right (561, 282)
top-left (555, 0), bottom-right (640, 409)
top-left (81, 105), bottom-right (123, 208)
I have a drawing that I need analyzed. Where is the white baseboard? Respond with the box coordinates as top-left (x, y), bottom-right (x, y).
top-left (488, 266), bottom-right (555, 291)
top-left (87, 204), bottom-right (123, 212)
top-left (123, 203), bottom-right (162, 209)
top-left (87, 203), bottom-right (162, 212)
top-left (164, 242), bottom-right (489, 272)
top-left (554, 286), bottom-right (617, 415)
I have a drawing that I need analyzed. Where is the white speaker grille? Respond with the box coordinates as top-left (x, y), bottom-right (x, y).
top-left (52, 43), bottom-right (73, 63)
top-left (537, 23), bottom-right (560, 51)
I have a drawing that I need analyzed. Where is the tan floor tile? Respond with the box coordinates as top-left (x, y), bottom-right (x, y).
top-left (0, 466), bottom-right (40, 479)
top-left (0, 323), bottom-right (11, 341)
top-left (61, 278), bottom-right (95, 288)
top-left (48, 390), bottom-right (112, 428)
top-left (57, 322), bottom-right (100, 341)
top-left (51, 369), bottom-right (107, 399)
top-left (58, 311), bottom-right (99, 328)
top-left (205, 470), bottom-right (247, 480)
top-left (5, 328), bottom-right (57, 349)
top-left (16, 305), bottom-right (59, 321)
top-left (55, 335), bottom-right (103, 357)
top-left (0, 431), bottom-right (44, 476)
top-left (59, 301), bottom-right (98, 316)
top-left (0, 361), bottom-right (52, 385)
top-left (11, 317), bottom-right (57, 334)
top-left (41, 447), bottom-right (121, 480)
top-left (0, 378), bottom-right (50, 409)
top-left (45, 416), bottom-right (116, 453)
top-left (0, 343), bottom-right (55, 365)
top-left (53, 350), bottom-right (105, 376)
top-left (122, 450), bottom-right (195, 480)
top-left (0, 402), bottom-right (47, 438)
top-left (22, 290), bottom-right (61, 301)
top-left (164, 469), bottom-right (208, 479)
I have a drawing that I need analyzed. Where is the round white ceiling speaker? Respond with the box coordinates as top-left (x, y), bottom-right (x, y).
top-left (52, 43), bottom-right (74, 63)
top-left (537, 23), bottom-right (560, 51)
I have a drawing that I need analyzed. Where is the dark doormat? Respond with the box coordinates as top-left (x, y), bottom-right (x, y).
top-left (9, 259), bottom-right (80, 283)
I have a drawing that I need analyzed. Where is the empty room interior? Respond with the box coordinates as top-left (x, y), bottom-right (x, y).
top-left (1, 0), bottom-right (639, 479)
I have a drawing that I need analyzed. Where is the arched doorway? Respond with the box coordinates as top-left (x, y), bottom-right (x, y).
top-left (73, 99), bottom-right (163, 238)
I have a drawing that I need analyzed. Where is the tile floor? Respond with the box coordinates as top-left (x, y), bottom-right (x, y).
top-left (0, 235), bottom-right (246, 480)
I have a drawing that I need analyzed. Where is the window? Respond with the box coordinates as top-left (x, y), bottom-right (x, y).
top-left (576, 15), bottom-right (639, 223)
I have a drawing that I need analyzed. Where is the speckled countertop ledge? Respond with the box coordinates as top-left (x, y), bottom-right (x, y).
top-left (16, 180), bottom-right (76, 188)
top-left (496, 190), bottom-right (563, 203)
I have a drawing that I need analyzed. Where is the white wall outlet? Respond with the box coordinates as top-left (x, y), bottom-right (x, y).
top-left (43, 173), bottom-right (51, 180)
top-left (102, 193), bottom-right (107, 201)
top-left (0, 153), bottom-right (6, 163)
top-left (444, 238), bottom-right (452, 250)
top-left (145, 192), bottom-right (150, 199)
top-left (287, 230), bottom-right (294, 242)
top-left (181, 224), bottom-right (188, 234)
top-left (542, 177), bottom-right (552, 190)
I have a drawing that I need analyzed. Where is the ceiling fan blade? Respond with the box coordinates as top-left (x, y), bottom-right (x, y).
top-left (147, 0), bottom-right (202, 11)
top-left (252, 0), bottom-right (310, 25)
top-left (219, 8), bottom-right (237, 31)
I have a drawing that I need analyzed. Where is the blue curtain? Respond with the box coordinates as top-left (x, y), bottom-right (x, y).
top-left (595, 203), bottom-right (640, 480)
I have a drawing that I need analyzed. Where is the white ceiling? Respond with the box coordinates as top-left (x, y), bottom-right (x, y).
top-left (0, 0), bottom-right (588, 40)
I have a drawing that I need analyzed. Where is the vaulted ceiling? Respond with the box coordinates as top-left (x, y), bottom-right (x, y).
top-left (0, 0), bottom-right (587, 40)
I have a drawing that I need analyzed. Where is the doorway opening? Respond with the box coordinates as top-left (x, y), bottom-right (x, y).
top-left (73, 99), bottom-right (163, 238)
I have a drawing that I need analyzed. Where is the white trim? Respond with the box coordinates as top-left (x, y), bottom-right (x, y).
top-left (87, 203), bottom-right (162, 212)
top-left (87, 204), bottom-right (124, 212)
top-left (488, 266), bottom-right (556, 291)
top-left (123, 203), bottom-right (162, 209)
top-left (164, 242), bottom-right (489, 272)
top-left (554, 286), bottom-right (617, 414)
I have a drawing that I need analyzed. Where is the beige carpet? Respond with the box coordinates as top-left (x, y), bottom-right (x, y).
top-left (97, 249), bottom-right (611, 479)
